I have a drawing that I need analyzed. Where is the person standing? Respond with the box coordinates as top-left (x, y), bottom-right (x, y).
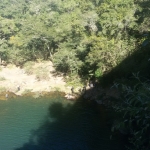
top-left (5, 93), bottom-right (8, 99)
top-left (71, 87), bottom-right (74, 94)
top-left (17, 85), bottom-right (20, 91)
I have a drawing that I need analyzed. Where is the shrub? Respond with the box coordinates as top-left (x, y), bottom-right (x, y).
top-left (23, 61), bottom-right (35, 75)
top-left (112, 75), bottom-right (150, 150)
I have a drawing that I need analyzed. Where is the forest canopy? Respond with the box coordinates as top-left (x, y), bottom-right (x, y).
top-left (0, 0), bottom-right (150, 80)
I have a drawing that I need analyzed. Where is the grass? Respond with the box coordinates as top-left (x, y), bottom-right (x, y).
top-left (66, 75), bottom-right (83, 88)
top-left (23, 61), bottom-right (35, 75)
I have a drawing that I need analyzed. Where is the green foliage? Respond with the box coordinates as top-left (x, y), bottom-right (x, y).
top-left (94, 68), bottom-right (102, 78)
top-left (23, 61), bottom-right (35, 75)
top-left (53, 48), bottom-right (83, 74)
top-left (0, 0), bottom-right (147, 79)
top-left (65, 74), bottom-right (83, 88)
top-left (112, 75), bottom-right (150, 150)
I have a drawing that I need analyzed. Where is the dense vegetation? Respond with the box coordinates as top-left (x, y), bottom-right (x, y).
top-left (0, 0), bottom-right (150, 149)
top-left (0, 0), bottom-right (149, 78)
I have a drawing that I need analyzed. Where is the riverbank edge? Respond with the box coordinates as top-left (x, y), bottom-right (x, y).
top-left (0, 83), bottom-right (119, 102)
top-left (0, 87), bottom-right (84, 101)
top-left (0, 61), bottom-right (84, 100)
top-left (0, 62), bottom-right (119, 102)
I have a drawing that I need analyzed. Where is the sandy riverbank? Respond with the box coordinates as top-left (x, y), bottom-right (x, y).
top-left (0, 61), bottom-right (75, 100)
top-left (0, 61), bottom-right (120, 102)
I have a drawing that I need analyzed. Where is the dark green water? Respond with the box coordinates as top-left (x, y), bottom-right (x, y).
top-left (0, 93), bottom-right (125, 150)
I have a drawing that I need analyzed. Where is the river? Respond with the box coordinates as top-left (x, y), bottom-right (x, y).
top-left (0, 92), bottom-right (126, 150)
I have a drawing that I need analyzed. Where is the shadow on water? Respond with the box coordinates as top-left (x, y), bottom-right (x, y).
top-left (14, 97), bottom-right (126, 150)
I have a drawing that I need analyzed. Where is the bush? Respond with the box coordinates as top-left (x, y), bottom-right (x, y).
top-left (65, 74), bottom-right (83, 88)
top-left (23, 61), bottom-right (35, 75)
top-left (94, 68), bottom-right (102, 78)
top-left (112, 75), bottom-right (150, 150)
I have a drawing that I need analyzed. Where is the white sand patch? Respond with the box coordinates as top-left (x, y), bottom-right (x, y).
top-left (0, 61), bottom-right (71, 95)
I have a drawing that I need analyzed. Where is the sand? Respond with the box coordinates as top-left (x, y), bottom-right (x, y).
top-left (0, 61), bottom-right (72, 96)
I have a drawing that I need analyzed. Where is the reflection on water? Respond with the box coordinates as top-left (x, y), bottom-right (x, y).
top-left (0, 93), bottom-right (125, 150)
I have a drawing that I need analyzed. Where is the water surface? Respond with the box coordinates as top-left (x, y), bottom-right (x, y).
top-left (0, 93), bottom-right (125, 150)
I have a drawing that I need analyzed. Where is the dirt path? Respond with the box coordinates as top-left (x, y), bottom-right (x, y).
top-left (0, 61), bottom-right (71, 96)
